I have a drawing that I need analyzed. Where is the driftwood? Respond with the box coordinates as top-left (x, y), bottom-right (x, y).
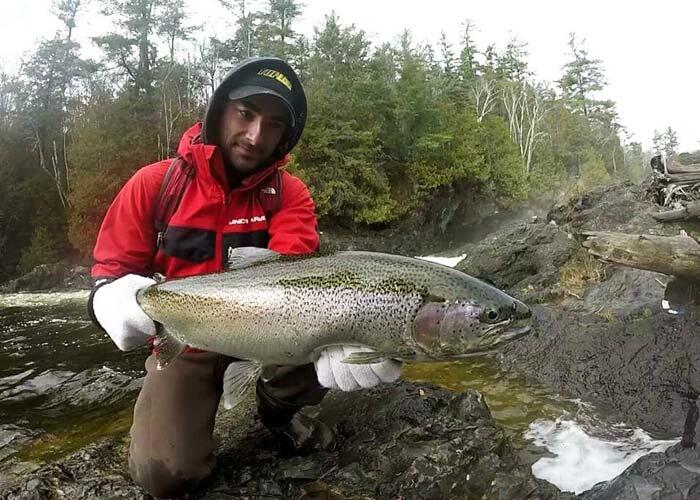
top-left (652, 200), bottom-right (700, 222)
top-left (582, 231), bottom-right (700, 279)
top-left (666, 158), bottom-right (700, 175)
top-left (649, 155), bottom-right (700, 211)
top-left (663, 172), bottom-right (700, 184)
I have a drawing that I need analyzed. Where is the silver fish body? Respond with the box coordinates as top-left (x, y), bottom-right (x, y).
top-left (137, 249), bottom-right (532, 366)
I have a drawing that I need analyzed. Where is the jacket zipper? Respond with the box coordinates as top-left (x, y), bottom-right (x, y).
top-left (217, 186), bottom-right (229, 270)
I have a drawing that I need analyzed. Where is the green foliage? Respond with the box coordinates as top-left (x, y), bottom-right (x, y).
top-left (17, 226), bottom-right (60, 275)
top-left (623, 142), bottom-right (647, 183)
top-left (678, 151), bottom-right (700, 165)
top-left (0, 125), bottom-right (42, 277)
top-left (579, 147), bottom-right (610, 188)
top-left (67, 93), bottom-right (161, 253)
top-left (652, 127), bottom-right (679, 157)
top-left (0, 1), bottom-right (643, 271)
top-left (477, 115), bottom-right (527, 199)
top-left (559, 33), bottom-right (606, 117)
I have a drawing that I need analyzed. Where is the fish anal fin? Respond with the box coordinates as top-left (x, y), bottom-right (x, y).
top-left (341, 351), bottom-right (392, 365)
top-left (222, 361), bottom-right (263, 410)
top-left (154, 327), bottom-right (187, 370)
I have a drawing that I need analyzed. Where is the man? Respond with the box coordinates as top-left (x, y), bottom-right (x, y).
top-left (87, 57), bottom-right (401, 498)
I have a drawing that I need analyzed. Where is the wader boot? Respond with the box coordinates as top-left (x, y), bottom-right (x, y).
top-left (256, 364), bottom-right (335, 453)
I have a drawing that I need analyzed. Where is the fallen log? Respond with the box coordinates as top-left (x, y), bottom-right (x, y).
top-left (582, 231), bottom-right (700, 279)
top-left (664, 172), bottom-right (700, 184)
top-left (666, 159), bottom-right (700, 175)
top-left (652, 200), bottom-right (700, 222)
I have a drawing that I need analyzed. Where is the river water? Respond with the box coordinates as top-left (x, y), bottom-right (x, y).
top-left (0, 277), bottom-right (678, 494)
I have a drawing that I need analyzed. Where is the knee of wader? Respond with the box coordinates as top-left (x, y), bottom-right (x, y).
top-left (129, 453), bottom-right (211, 498)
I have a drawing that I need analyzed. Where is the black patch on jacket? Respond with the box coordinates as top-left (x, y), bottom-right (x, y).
top-left (161, 226), bottom-right (216, 262)
top-left (222, 231), bottom-right (270, 264)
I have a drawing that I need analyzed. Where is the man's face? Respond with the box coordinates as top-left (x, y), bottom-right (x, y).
top-left (217, 94), bottom-right (289, 175)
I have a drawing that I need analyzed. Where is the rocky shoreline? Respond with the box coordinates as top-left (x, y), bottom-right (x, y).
top-left (0, 381), bottom-right (571, 500)
top-left (0, 263), bottom-right (91, 294)
top-left (4, 181), bottom-right (700, 498)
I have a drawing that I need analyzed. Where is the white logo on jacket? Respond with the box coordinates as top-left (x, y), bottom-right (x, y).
top-left (228, 215), bottom-right (267, 225)
top-left (261, 186), bottom-right (276, 195)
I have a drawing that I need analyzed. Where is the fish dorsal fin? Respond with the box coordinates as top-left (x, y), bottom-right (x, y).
top-left (222, 360), bottom-right (263, 410)
top-left (154, 326), bottom-right (187, 370)
top-left (226, 246), bottom-right (280, 271)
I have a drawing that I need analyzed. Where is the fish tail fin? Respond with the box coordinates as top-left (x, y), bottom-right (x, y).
top-left (154, 325), bottom-right (187, 370)
top-left (222, 361), bottom-right (263, 410)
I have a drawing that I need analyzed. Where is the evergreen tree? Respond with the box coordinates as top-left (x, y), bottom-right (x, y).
top-left (255, 0), bottom-right (302, 60)
top-left (559, 33), bottom-right (606, 118)
top-left (496, 37), bottom-right (530, 82)
top-left (94, 0), bottom-right (162, 94)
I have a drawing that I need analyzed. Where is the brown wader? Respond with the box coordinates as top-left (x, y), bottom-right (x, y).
top-left (128, 351), bottom-right (327, 499)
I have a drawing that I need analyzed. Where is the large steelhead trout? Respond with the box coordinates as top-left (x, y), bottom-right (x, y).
top-left (137, 247), bottom-right (532, 408)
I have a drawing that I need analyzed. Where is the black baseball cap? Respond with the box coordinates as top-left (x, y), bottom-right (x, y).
top-left (228, 69), bottom-right (298, 127)
top-left (202, 57), bottom-right (307, 162)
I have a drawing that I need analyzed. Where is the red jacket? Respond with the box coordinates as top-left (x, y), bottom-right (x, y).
top-left (91, 123), bottom-right (319, 280)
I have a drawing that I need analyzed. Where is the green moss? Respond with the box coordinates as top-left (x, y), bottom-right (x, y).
top-left (18, 406), bottom-right (133, 463)
top-left (678, 221), bottom-right (700, 242)
top-left (596, 307), bottom-right (615, 322)
top-left (403, 358), bottom-right (577, 445)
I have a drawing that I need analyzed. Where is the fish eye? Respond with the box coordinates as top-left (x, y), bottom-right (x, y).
top-left (481, 308), bottom-right (501, 323)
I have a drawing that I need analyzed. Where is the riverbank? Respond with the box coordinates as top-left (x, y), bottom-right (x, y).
top-left (4, 180), bottom-right (700, 498)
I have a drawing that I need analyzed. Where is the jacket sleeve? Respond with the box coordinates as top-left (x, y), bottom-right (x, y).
top-left (267, 173), bottom-right (320, 254)
top-left (91, 162), bottom-right (168, 280)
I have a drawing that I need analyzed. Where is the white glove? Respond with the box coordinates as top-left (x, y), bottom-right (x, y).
top-left (92, 274), bottom-right (157, 351)
top-left (314, 345), bottom-right (402, 391)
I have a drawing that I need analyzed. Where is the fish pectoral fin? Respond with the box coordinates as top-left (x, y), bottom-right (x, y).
top-left (222, 361), bottom-right (263, 410)
top-left (226, 247), bottom-right (280, 270)
top-left (341, 351), bottom-right (394, 365)
top-left (154, 326), bottom-right (187, 370)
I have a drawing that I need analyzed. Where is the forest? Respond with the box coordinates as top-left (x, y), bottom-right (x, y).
top-left (0, 0), bottom-right (689, 280)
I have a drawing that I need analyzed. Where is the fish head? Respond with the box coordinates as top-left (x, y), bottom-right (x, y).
top-left (411, 284), bottom-right (532, 359)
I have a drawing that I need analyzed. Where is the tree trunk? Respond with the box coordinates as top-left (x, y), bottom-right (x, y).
top-left (582, 231), bottom-right (700, 279)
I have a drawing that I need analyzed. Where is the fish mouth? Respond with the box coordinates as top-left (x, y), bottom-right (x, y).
top-left (439, 322), bottom-right (532, 361)
top-left (477, 319), bottom-right (532, 349)
top-left (497, 324), bottom-right (532, 342)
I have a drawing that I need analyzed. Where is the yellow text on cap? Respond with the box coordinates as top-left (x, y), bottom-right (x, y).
top-left (257, 69), bottom-right (292, 91)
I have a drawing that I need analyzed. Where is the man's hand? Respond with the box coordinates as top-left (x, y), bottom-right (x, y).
top-left (314, 346), bottom-right (402, 391)
top-left (91, 274), bottom-right (157, 351)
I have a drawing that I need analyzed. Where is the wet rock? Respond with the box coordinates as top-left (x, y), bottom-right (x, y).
top-left (0, 424), bottom-right (36, 462)
top-left (582, 443), bottom-right (700, 499)
top-left (0, 263), bottom-right (91, 293)
top-left (480, 185), bottom-right (700, 441)
top-left (507, 294), bottom-right (700, 439)
top-left (207, 382), bottom-right (571, 499)
top-left (0, 368), bottom-right (141, 408)
top-left (546, 181), bottom-right (663, 235)
top-left (38, 367), bottom-right (142, 409)
top-left (0, 381), bottom-right (573, 499)
top-left (455, 221), bottom-right (579, 292)
top-left (452, 182), bottom-right (700, 497)
top-left (0, 370), bottom-right (76, 402)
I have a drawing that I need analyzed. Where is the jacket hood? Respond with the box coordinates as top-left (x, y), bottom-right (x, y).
top-left (201, 57), bottom-right (307, 166)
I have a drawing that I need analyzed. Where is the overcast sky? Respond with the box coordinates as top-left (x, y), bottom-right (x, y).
top-left (2, 0), bottom-right (698, 152)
